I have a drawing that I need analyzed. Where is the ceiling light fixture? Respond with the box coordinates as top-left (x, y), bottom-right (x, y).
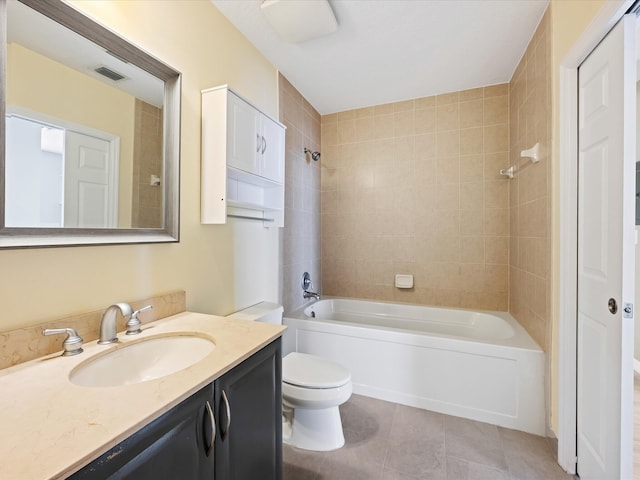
top-left (260, 0), bottom-right (338, 43)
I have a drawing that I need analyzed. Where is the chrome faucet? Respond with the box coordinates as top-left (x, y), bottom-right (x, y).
top-left (98, 302), bottom-right (133, 345)
top-left (301, 272), bottom-right (320, 301)
top-left (303, 290), bottom-right (320, 300)
top-left (42, 327), bottom-right (84, 356)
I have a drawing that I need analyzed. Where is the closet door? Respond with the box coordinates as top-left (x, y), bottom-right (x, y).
top-left (576, 13), bottom-right (635, 480)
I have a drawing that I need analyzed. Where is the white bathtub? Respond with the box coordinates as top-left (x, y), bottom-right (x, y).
top-left (283, 298), bottom-right (545, 435)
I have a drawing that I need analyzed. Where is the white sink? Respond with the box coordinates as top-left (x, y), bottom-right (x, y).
top-left (70, 334), bottom-right (215, 388)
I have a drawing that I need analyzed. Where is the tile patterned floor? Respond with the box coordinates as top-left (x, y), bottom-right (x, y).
top-left (284, 394), bottom-right (575, 480)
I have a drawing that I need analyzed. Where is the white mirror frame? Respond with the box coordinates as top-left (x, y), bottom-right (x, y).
top-left (0, 0), bottom-right (181, 248)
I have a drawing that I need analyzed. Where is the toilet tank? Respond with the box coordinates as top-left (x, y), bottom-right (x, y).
top-left (227, 302), bottom-right (284, 324)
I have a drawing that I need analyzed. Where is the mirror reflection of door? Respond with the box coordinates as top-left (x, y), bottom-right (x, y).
top-left (5, 113), bottom-right (119, 228)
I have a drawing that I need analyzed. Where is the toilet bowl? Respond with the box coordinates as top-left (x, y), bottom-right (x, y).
top-left (282, 352), bottom-right (352, 451)
top-left (227, 302), bottom-right (353, 451)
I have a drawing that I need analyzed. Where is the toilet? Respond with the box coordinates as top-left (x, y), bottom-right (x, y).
top-left (227, 302), bottom-right (352, 451)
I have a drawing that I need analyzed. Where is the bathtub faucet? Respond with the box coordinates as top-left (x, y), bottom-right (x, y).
top-left (303, 290), bottom-right (320, 300)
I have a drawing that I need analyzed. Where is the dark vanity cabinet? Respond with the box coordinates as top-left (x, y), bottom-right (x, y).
top-left (69, 339), bottom-right (282, 480)
top-left (69, 383), bottom-right (216, 479)
top-left (215, 338), bottom-right (282, 480)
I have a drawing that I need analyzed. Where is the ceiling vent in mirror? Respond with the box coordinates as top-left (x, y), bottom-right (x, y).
top-left (260, 0), bottom-right (337, 43)
top-left (94, 66), bottom-right (126, 81)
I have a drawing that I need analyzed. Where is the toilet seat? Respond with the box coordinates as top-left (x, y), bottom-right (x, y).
top-left (283, 352), bottom-right (351, 389)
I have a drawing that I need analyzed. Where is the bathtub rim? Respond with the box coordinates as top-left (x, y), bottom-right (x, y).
top-left (285, 296), bottom-right (543, 353)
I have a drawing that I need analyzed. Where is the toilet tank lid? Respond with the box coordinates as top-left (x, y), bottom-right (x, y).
top-left (226, 302), bottom-right (283, 323)
top-left (283, 352), bottom-right (351, 389)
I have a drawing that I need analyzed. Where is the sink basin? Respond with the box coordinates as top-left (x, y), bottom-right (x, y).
top-left (70, 334), bottom-right (215, 388)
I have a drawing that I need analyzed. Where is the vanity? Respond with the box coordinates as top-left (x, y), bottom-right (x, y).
top-left (0, 312), bottom-right (285, 479)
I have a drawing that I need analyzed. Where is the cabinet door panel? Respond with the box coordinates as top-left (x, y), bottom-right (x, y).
top-left (260, 116), bottom-right (285, 184)
top-left (215, 339), bottom-right (282, 480)
top-left (70, 384), bottom-right (215, 480)
top-left (227, 93), bottom-right (260, 175)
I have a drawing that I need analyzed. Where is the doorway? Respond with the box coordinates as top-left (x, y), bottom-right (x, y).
top-left (558, 1), bottom-right (637, 477)
top-left (5, 110), bottom-right (120, 228)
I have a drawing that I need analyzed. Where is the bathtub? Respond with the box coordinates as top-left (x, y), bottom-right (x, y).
top-left (283, 298), bottom-right (545, 435)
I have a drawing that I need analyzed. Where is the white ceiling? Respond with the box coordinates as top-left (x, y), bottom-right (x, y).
top-left (212, 0), bottom-right (550, 115)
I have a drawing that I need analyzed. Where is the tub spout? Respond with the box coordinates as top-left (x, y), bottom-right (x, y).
top-left (303, 290), bottom-right (320, 300)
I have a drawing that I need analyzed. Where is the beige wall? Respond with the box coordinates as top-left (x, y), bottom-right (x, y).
top-left (0, 0), bottom-right (280, 332)
top-left (279, 74), bottom-right (322, 314)
top-left (548, 0), bottom-right (608, 434)
top-left (320, 87), bottom-right (510, 310)
top-left (7, 42), bottom-right (135, 226)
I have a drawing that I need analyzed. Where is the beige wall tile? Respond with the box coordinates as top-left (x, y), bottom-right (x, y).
top-left (484, 124), bottom-right (509, 153)
top-left (356, 116), bottom-right (375, 142)
top-left (374, 103), bottom-right (395, 115)
top-left (374, 114), bottom-right (395, 139)
top-left (415, 107), bottom-right (436, 134)
top-left (437, 157), bottom-right (460, 184)
top-left (415, 96), bottom-right (436, 108)
top-left (507, 11), bottom-right (550, 352)
top-left (460, 100), bottom-right (484, 129)
top-left (460, 154), bottom-right (484, 182)
top-left (484, 96), bottom-right (509, 125)
top-left (437, 131), bottom-right (460, 157)
top-left (484, 84), bottom-right (509, 98)
top-left (284, 75), bottom-right (322, 314)
top-left (323, 80), bottom-right (511, 313)
top-left (394, 111), bottom-right (415, 137)
top-left (460, 127), bottom-right (484, 155)
top-left (436, 92), bottom-right (459, 105)
top-left (459, 87), bottom-right (484, 101)
top-left (437, 103), bottom-right (460, 131)
top-left (461, 236), bottom-right (485, 263)
top-left (338, 119), bottom-right (357, 143)
top-left (338, 110), bottom-right (356, 121)
top-left (460, 181), bottom-right (484, 210)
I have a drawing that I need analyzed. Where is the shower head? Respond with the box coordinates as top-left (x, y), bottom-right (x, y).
top-left (304, 148), bottom-right (321, 161)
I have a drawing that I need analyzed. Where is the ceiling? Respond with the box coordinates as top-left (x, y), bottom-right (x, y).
top-left (212, 0), bottom-right (549, 115)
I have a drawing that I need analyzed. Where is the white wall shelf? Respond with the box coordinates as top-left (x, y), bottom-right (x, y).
top-left (201, 85), bottom-right (285, 227)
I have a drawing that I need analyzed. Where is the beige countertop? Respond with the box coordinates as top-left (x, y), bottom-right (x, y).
top-left (0, 312), bottom-right (285, 480)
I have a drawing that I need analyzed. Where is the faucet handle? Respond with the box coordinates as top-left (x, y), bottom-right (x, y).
top-left (126, 305), bottom-right (153, 335)
top-left (42, 328), bottom-right (84, 356)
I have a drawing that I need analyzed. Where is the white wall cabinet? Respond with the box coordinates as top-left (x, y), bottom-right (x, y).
top-left (202, 86), bottom-right (285, 227)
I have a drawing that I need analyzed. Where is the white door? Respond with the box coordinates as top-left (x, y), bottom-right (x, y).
top-left (64, 131), bottom-right (118, 228)
top-left (577, 14), bottom-right (635, 480)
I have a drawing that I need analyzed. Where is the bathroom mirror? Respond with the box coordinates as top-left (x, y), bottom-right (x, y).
top-left (0, 0), bottom-right (181, 247)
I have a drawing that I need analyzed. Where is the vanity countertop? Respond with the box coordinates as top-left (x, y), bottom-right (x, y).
top-left (0, 311), bottom-right (285, 480)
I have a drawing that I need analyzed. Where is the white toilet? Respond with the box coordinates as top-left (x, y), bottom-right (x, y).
top-left (227, 302), bottom-right (352, 451)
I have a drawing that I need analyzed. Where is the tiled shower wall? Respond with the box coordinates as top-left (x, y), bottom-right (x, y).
top-left (279, 74), bottom-right (322, 314)
top-left (508, 10), bottom-right (551, 352)
top-left (320, 86), bottom-right (510, 311)
top-left (131, 99), bottom-right (163, 228)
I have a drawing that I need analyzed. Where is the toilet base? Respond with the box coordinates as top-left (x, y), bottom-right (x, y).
top-left (283, 406), bottom-right (345, 451)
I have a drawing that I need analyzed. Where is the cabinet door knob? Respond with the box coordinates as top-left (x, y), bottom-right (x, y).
top-left (205, 400), bottom-right (215, 456)
top-left (221, 390), bottom-right (231, 441)
top-left (256, 133), bottom-right (262, 153)
top-left (261, 135), bottom-right (267, 154)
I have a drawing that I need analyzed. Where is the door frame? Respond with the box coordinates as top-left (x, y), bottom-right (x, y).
top-left (558, 0), bottom-right (634, 473)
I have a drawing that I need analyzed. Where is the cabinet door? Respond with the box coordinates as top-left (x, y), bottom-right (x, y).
top-left (215, 339), bottom-right (282, 480)
top-left (227, 92), bottom-right (260, 175)
top-left (70, 383), bottom-right (216, 480)
top-left (259, 115), bottom-right (285, 184)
